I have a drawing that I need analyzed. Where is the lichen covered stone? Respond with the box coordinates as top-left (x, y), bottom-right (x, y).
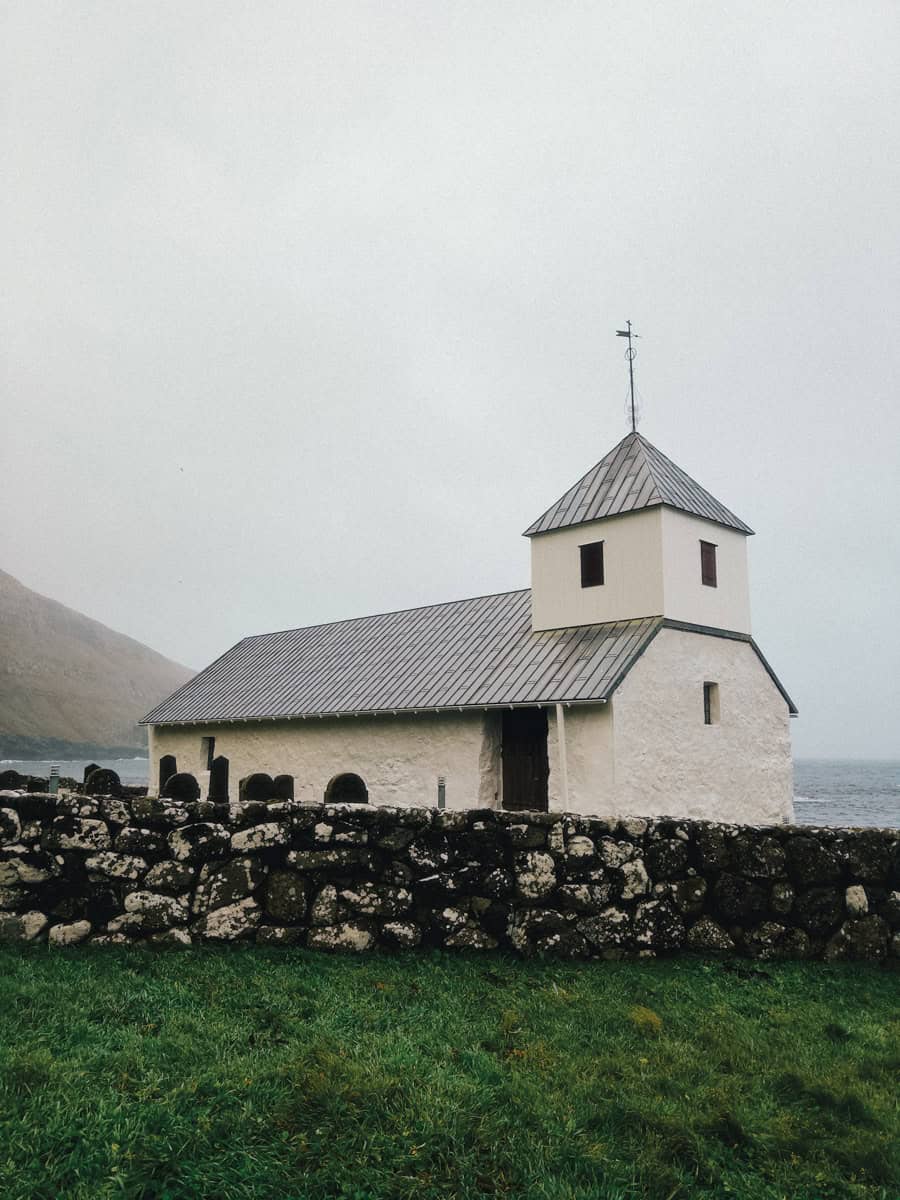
top-left (48, 920), bottom-right (92, 946)
top-left (197, 897), bottom-right (262, 941)
top-left (169, 823), bottom-right (230, 864)
top-left (231, 823), bottom-right (289, 853)
top-left (307, 922), bottom-right (375, 953)
top-left (515, 851), bottom-right (556, 900)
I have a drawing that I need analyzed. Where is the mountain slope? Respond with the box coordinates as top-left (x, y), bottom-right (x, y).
top-left (0, 569), bottom-right (194, 753)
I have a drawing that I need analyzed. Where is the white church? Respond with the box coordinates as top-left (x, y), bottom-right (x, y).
top-left (144, 429), bottom-right (796, 823)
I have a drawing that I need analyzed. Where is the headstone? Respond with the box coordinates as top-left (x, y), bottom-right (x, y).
top-left (162, 772), bottom-right (201, 802)
top-left (84, 767), bottom-right (122, 797)
top-left (83, 763), bottom-right (101, 784)
top-left (272, 774), bottom-right (295, 800)
top-left (240, 773), bottom-right (274, 802)
top-left (0, 769), bottom-right (24, 790)
top-left (208, 755), bottom-right (229, 802)
top-left (159, 755), bottom-right (177, 793)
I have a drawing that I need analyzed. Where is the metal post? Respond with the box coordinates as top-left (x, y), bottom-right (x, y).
top-left (437, 775), bottom-right (446, 810)
top-left (616, 320), bottom-right (640, 433)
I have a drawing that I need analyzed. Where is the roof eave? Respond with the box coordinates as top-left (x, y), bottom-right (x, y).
top-left (142, 696), bottom-right (613, 729)
top-left (524, 500), bottom-right (754, 538)
top-left (659, 619), bottom-right (797, 715)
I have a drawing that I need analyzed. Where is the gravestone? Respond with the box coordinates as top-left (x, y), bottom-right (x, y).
top-left (162, 772), bottom-right (201, 802)
top-left (208, 755), bottom-right (229, 803)
top-left (0, 769), bottom-right (24, 790)
top-left (83, 763), bottom-right (101, 784)
top-left (240, 773), bottom-right (274, 802)
top-left (159, 755), bottom-right (177, 794)
top-left (272, 774), bottom-right (295, 800)
top-left (84, 768), bottom-right (122, 797)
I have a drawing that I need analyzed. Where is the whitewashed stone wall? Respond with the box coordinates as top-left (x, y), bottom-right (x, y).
top-left (611, 628), bottom-right (793, 824)
top-left (150, 711), bottom-right (499, 810)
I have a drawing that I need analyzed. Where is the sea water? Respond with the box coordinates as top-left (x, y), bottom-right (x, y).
top-left (3, 756), bottom-right (898, 828)
top-left (792, 759), bottom-right (899, 828)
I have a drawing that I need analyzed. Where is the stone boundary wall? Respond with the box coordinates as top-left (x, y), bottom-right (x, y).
top-left (0, 790), bottom-right (898, 961)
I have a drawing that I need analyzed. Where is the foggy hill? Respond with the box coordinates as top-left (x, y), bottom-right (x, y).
top-left (0, 569), bottom-right (194, 756)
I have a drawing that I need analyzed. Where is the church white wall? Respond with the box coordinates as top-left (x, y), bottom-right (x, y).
top-left (149, 711), bottom-right (500, 810)
top-left (610, 627), bottom-right (793, 823)
top-left (548, 704), bottom-right (615, 814)
top-left (660, 508), bottom-right (751, 634)
top-left (530, 507), bottom-right (664, 631)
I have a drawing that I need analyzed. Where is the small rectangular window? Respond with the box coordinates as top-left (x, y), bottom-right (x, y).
top-left (580, 541), bottom-right (605, 588)
top-left (700, 540), bottom-right (717, 587)
top-left (201, 736), bottom-right (215, 770)
top-left (703, 682), bottom-right (720, 725)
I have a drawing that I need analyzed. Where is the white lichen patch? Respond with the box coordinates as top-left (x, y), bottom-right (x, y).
top-left (48, 920), bottom-right (91, 946)
top-left (515, 851), bottom-right (556, 900)
top-left (230, 823), bottom-right (288, 852)
top-left (85, 852), bottom-right (148, 882)
top-left (620, 858), bottom-right (650, 899)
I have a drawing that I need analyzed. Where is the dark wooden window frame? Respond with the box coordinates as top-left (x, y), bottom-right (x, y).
top-left (700, 540), bottom-right (718, 588)
top-left (580, 540), bottom-right (605, 588)
top-left (201, 736), bottom-right (215, 770)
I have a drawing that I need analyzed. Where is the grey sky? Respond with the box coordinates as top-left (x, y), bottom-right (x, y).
top-left (3, 2), bottom-right (899, 759)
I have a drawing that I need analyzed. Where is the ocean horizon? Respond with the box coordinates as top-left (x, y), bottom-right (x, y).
top-left (3, 755), bottom-right (898, 828)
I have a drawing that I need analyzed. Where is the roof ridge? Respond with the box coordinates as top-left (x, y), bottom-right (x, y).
top-left (241, 587), bottom-right (532, 643)
top-left (521, 432), bottom-right (639, 537)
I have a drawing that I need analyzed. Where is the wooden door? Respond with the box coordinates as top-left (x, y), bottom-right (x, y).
top-left (501, 707), bottom-right (549, 812)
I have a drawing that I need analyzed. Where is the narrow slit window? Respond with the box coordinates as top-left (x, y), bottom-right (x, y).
top-left (703, 682), bottom-right (720, 725)
top-left (700, 540), bottom-right (718, 587)
top-left (580, 541), bottom-right (605, 588)
top-left (201, 736), bottom-right (215, 770)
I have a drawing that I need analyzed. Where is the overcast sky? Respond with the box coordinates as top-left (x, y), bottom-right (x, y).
top-left (3, 2), bottom-right (899, 759)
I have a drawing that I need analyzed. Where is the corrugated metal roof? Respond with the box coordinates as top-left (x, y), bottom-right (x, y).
top-left (523, 432), bottom-right (754, 536)
top-left (142, 591), bottom-right (662, 726)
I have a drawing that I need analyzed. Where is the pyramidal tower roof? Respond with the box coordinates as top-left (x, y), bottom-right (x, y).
top-left (523, 431), bottom-right (754, 537)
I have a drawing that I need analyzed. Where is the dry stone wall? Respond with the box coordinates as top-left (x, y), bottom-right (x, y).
top-left (0, 789), bottom-right (898, 961)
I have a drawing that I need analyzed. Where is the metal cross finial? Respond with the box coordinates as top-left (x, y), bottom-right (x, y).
top-left (615, 320), bottom-right (640, 433)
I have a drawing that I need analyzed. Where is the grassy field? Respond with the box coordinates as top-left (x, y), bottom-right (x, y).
top-left (0, 948), bottom-right (897, 1200)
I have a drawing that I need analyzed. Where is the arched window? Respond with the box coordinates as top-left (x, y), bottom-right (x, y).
top-left (325, 773), bottom-right (369, 804)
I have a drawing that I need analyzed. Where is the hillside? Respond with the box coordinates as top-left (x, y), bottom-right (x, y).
top-left (0, 569), bottom-right (194, 755)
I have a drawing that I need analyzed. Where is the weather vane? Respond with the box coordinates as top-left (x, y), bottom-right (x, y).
top-left (616, 320), bottom-right (640, 433)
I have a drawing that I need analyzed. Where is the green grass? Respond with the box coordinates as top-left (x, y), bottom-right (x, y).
top-left (0, 948), bottom-right (897, 1200)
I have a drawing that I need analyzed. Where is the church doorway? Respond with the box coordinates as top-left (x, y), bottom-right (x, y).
top-left (501, 707), bottom-right (549, 812)
top-left (325, 773), bottom-right (369, 804)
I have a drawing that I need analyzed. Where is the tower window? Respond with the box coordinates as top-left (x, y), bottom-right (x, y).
top-left (700, 540), bottom-right (717, 587)
top-left (201, 736), bottom-right (215, 770)
top-left (703, 682), bottom-right (720, 725)
top-left (580, 541), bottom-right (605, 588)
